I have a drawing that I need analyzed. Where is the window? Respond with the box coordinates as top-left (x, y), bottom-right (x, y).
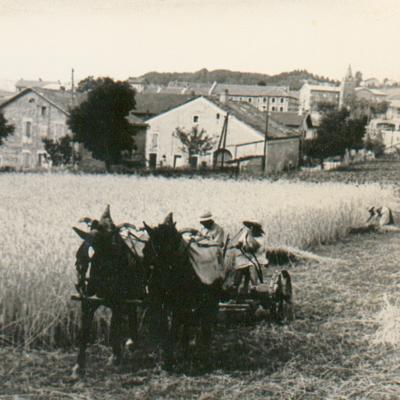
top-left (151, 133), bottom-right (159, 148)
top-left (272, 106), bottom-right (276, 111)
top-left (25, 121), bottom-right (32, 137)
top-left (29, 98), bottom-right (35, 103)
top-left (263, 97), bottom-right (266, 103)
top-left (280, 107), bottom-right (284, 112)
top-left (248, 98), bottom-right (252, 103)
top-left (41, 106), bottom-right (47, 117)
top-left (272, 98), bottom-right (276, 103)
top-left (40, 125), bottom-right (48, 138)
top-left (280, 98), bottom-right (284, 103)
top-left (216, 113), bottom-right (220, 120)
top-left (193, 115), bottom-right (199, 123)
top-left (21, 151), bottom-right (31, 169)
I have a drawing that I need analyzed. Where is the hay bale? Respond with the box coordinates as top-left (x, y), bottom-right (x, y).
top-left (373, 296), bottom-right (400, 347)
top-left (266, 246), bottom-right (345, 265)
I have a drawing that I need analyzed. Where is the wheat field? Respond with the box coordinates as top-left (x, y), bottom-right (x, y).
top-left (0, 173), bottom-right (397, 348)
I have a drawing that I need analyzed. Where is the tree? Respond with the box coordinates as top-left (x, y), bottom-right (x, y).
top-left (174, 126), bottom-right (215, 167)
top-left (42, 135), bottom-right (78, 166)
top-left (0, 112), bottom-right (14, 145)
top-left (67, 78), bottom-right (138, 170)
top-left (364, 132), bottom-right (385, 157)
top-left (303, 108), bottom-right (367, 167)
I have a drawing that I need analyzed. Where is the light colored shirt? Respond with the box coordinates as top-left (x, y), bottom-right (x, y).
top-left (200, 222), bottom-right (225, 247)
top-left (235, 228), bottom-right (268, 269)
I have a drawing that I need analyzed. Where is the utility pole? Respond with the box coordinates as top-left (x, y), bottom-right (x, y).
top-left (262, 96), bottom-right (270, 173)
top-left (70, 68), bottom-right (76, 168)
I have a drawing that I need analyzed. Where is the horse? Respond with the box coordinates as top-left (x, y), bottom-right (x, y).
top-left (142, 212), bottom-right (222, 370)
top-left (71, 205), bottom-right (145, 378)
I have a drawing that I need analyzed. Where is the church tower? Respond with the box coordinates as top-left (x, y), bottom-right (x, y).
top-left (339, 65), bottom-right (356, 108)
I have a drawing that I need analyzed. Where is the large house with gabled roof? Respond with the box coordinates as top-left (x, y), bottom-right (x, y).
top-left (144, 94), bottom-right (301, 174)
top-left (0, 88), bottom-right (82, 169)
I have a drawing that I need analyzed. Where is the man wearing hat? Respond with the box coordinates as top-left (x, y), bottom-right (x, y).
top-left (233, 220), bottom-right (268, 293)
top-left (197, 211), bottom-right (225, 247)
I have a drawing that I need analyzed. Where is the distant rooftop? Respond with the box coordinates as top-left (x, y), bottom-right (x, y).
top-left (213, 83), bottom-right (291, 97)
top-left (15, 79), bottom-right (68, 91)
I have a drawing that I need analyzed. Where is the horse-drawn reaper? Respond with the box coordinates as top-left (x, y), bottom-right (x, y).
top-left (71, 209), bottom-right (293, 373)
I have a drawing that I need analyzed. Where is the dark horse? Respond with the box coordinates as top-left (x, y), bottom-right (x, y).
top-left (71, 206), bottom-right (145, 378)
top-left (143, 213), bottom-right (221, 369)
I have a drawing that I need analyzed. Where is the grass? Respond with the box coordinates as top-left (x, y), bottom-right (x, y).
top-left (2, 230), bottom-right (400, 399)
top-left (1, 162), bottom-right (400, 398)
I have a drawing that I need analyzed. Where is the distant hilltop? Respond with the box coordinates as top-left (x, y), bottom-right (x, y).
top-left (133, 68), bottom-right (339, 91)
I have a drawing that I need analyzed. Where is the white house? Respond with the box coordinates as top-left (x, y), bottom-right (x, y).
top-left (299, 83), bottom-right (341, 114)
top-left (144, 95), bottom-right (301, 174)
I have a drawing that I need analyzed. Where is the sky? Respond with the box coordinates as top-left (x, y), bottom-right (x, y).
top-left (1, 0), bottom-right (400, 88)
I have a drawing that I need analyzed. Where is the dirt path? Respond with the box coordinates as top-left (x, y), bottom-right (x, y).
top-left (2, 231), bottom-right (400, 399)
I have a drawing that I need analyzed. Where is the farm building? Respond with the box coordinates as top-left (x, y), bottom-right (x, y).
top-left (144, 95), bottom-right (301, 174)
top-left (0, 88), bottom-right (148, 170)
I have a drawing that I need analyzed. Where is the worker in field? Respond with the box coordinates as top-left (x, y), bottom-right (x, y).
top-left (232, 220), bottom-right (268, 294)
top-left (367, 206), bottom-right (394, 227)
top-left (376, 206), bottom-right (394, 226)
top-left (186, 211), bottom-right (226, 247)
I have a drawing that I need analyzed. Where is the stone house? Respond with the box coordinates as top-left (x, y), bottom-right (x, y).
top-left (144, 95), bottom-right (301, 174)
top-left (0, 88), bottom-right (79, 168)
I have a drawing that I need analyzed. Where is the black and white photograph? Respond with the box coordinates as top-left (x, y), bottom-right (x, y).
top-left (1, 0), bottom-right (400, 398)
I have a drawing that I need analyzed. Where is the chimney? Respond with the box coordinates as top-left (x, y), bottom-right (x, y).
top-left (220, 89), bottom-right (229, 104)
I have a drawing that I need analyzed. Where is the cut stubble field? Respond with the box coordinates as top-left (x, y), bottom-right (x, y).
top-left (1, 164), bottom-right (400, 399)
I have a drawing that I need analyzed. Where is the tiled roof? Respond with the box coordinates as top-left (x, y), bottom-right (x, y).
top-left (0, 88), bottom-right (86, 114)
top-left (35, 88), bottom-right (86, 112)
top-left (133, 93), bottom-right (196, 116)
top-left (207, 97), bottom-right (299, 139)
top-left (269, 112), bottom-right (306, 128)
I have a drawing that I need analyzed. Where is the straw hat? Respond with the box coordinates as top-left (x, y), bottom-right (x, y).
top-left (242, 220), bottom-right (264, 234)
top-left (200, 211), bottom-right (214, 223)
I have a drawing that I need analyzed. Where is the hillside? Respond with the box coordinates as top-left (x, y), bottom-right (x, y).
top-left (137, 68), bottom-right (338, 90)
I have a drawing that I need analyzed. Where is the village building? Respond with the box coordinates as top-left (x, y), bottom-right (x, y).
top-left (366, 117), bottom-right (400, 153)
top-left (144, 95), bottom-right (301, 174)
top-left (211, 84), bottom-right (299, 113)
top-left (361, 78), bottom-right (381, 88)
top-left (298, 82), bottom-right (341, 114)
top-left (15, 79), bottom-right (68, 92)
top-left (339, 65), bottom-right (357, 108)
top-left (354, 87), bottom-right (387, 103)
top-left (271, 112), bottom-right (315, 139)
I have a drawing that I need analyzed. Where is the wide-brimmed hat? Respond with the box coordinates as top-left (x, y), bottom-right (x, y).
top-left (200, 211), bottom-right (214, 222)
top-left (243, 220), bottom-right (264, 234)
